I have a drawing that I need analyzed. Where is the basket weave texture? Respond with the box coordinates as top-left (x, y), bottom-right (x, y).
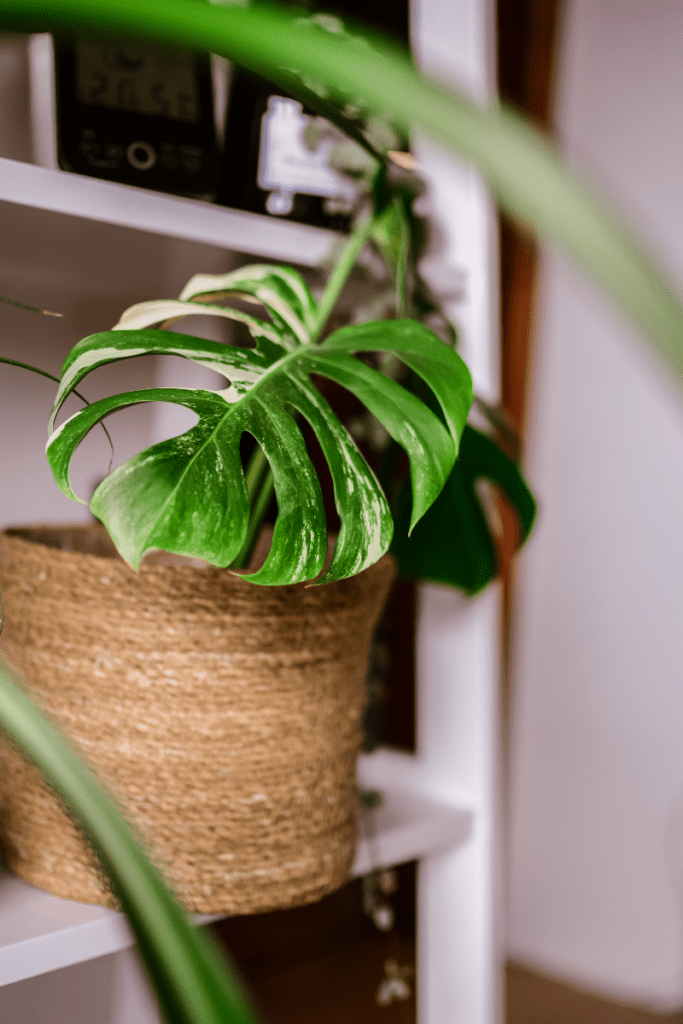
top-left (0, 525), bottom-right (395, 914)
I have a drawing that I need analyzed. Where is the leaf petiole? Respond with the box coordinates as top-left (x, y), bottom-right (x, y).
top-left (242, 462), bottom-right (275, 566)
top-left (0, 295), bottom-right (62, 316)
top-left (312, 209), bottom-right (377, 341)
top-left (0, 357), bottom-right (115, 467)
top-left (233, 444), bottom-right (272, 568)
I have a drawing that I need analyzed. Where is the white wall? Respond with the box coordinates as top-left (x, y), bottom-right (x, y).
top-left (508, 0), bottom-right (683, 1009)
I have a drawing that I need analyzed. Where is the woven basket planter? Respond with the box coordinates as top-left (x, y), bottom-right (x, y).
top-left (0, 524), bottom-right (395, 914)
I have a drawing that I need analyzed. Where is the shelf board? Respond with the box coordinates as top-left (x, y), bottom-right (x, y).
top-left (352, 788), bottom-right (472, 878)
top-left (0, 788), bottom-right (471, 988)
top-left (0, 157), bottom-right (339, 267)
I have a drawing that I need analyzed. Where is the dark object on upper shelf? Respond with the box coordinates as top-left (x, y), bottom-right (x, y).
top-left (215, 0), bottom-right (409, 229)
top-left (52, 35), bottom-right (219, 199)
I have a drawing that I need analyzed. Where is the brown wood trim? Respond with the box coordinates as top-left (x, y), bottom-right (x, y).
top-left (496, 0), bottom-right (561, 757)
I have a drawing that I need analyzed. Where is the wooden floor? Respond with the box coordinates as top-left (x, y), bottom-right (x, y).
top-left (211, 866), bottom-right (417, 1024)
top-left (507, 964), bottom-right (683, 1023)
top-left (210, 867), bottom-right (683, 1023)
top-left (207, 944), bottom-right (683, 1024)
top-left (220, 958), bottom-right (683, 1024)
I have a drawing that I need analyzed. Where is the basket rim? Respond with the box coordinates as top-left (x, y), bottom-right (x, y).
top-left (0, 522), bottom-right (397, 598)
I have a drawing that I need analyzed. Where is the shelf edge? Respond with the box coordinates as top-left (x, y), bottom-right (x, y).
top-left (0, 787), bottom-right (472, 988)
top-left (0, 157), bottom-right (339, 266)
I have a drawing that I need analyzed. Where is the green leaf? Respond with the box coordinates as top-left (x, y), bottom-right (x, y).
top-left (391, 424), bottom-right (537, 593)
top-left (0, 663), bottom-right (259, 1024)
top-left (322, 319), bottom-right (473, 443)
top-left (269, 372), bottom-right (392, 585)
top-left (47, 316), bottom-right (471, 584)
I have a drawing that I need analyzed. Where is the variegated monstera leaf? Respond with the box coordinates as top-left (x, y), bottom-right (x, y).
top-left (47, 266), bottom-right (472, 585)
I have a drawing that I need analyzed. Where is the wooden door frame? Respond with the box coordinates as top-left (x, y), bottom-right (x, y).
top-left (496, 0), bottom-right (561, 740)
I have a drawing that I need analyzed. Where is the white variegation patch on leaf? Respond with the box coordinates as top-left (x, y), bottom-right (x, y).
top-left (47, 266), bottom-right (472, 585)
top-left (179, 265), bottom-right (319, 347)
top-left (111, 297), bottom-right (287, 350)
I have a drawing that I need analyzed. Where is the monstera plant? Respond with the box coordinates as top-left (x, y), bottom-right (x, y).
top-left (44, 166), bottom-right (532, 589)
top-left (46, 259), bottom-right (474, 585)
top-left (1, 2), bottom-right (683, 1024)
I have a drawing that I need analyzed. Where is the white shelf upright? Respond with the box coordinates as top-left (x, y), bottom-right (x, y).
top-left (408, 0), bottom-right (503, 1021)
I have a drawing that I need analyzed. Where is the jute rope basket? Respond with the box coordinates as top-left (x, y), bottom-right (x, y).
top-left (0, 524), bottom-right (395, 914)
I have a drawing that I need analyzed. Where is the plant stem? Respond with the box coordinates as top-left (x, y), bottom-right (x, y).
top-left (233, 444), bottom-right (270, 568)
top-left (0, 295), bottom-right (62, 316)
top-left (235, 211), bottom-right (378, 571)
top-left (311, 209), bottom-right (376, 342)
top-left (0, 357), bottom-right (115, 464)
top-left (0, 356), bottom-right (62, 384)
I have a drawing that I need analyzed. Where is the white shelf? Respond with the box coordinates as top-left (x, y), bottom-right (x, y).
top-left (0, 156), bottom-right (339, 267)
top-left (0, 787), bottom-right (472, 989)
top-left (353, 788), bottom-right (472, 877)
